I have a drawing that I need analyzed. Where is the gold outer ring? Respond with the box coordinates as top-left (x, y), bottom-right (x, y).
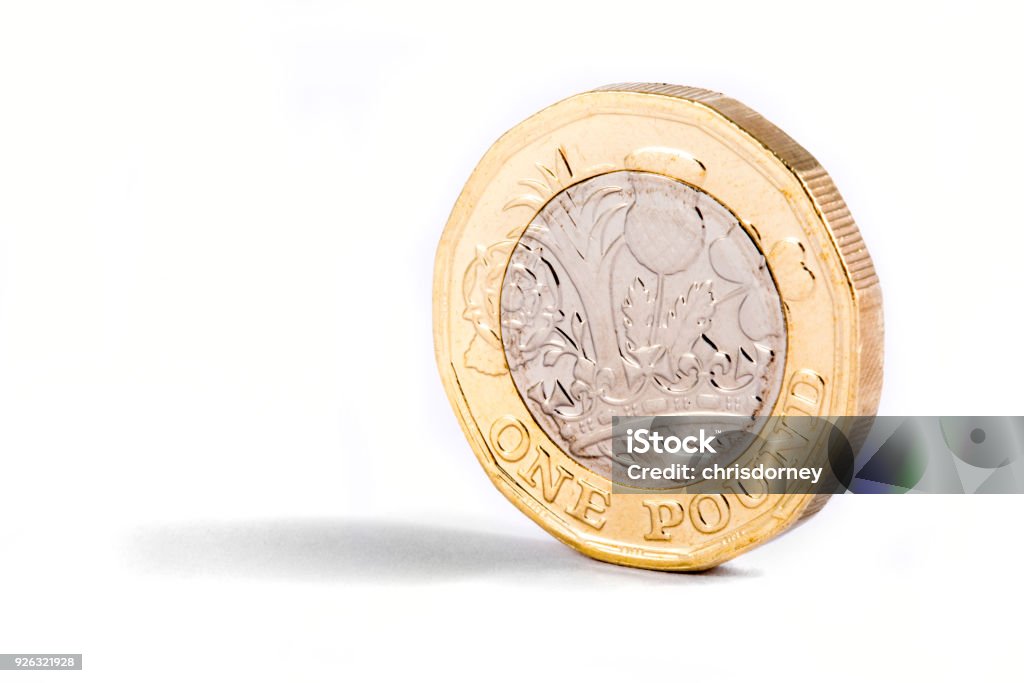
top-left (433, 84), bottom-right (883, 570)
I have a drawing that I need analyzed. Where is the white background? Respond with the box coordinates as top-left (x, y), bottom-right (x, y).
top-left (1, 1), bottom-right (1021, 680)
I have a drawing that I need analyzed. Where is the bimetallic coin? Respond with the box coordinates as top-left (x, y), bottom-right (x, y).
top-left (434, 84), bottom-right (884, 570)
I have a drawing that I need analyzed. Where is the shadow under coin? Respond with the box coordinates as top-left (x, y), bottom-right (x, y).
top-left (126, 518), bottom-right (758, 583)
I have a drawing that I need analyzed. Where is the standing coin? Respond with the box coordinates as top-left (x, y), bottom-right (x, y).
top-left (433, 84), bottom-right (883, 570)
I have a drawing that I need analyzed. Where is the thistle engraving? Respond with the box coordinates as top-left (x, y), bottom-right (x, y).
top-left (500, 170), bottom-right (786, 476)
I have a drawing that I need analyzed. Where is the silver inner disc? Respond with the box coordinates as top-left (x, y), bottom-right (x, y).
top-left (499, 171), bottom-right (786, 477)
